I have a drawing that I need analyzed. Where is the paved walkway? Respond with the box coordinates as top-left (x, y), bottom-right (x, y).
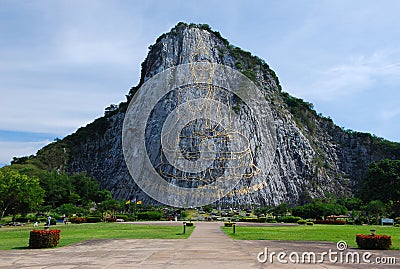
top-left (0, 222), bottom-right (399, 268)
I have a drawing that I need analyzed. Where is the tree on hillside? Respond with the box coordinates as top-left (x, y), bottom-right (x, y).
top-left (0, 168), bottom-right (45, 220)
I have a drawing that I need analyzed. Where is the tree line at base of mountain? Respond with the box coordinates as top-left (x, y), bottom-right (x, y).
top-left (1, 159), bottom-right (399, 223)
top-left (0, 163), bottom-right (112, 220)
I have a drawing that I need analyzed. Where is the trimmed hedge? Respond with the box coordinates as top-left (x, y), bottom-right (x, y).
top-left (70, 217), bottom-right (87, 224)
top-left (258, 217), bottom-right (267, 223)
top-left (297, 219), bottom-right (307, 225)
top-left (356, 234), bottom-right (392, 250)
top-left (86, 216), bottom-right (102, 223)
top-left (276, 216), bottom-right (302, 223)
top-left (115, 214), bottom-right (131, 221)
top-left (136, 211), bottom-right (163, 221)
top-left (29, 230), bottom-right (61, 248)
top-left (306, 221), bottom-right (314, 226)
top-left (239, 218), bottom-right (258, 223)
top-left (315, 219), bottom-right (346, 225)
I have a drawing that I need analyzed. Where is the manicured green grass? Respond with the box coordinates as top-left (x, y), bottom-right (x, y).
top-left (0, 223), bottom-right (194, 250)
top-left (221, 225), bottom-right (400, 249)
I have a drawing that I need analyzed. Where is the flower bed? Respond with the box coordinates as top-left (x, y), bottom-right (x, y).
top-left (356, 234), bottom-right (392, 250)
top-left (315, 219), bottom-right (346, 225)
top-left (29, 230), bottom-right (61, 248)
top-left (69, 217), bottom-right (87, 224)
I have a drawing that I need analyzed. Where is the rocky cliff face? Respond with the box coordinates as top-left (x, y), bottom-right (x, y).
top-left (35, 23), bottom-right (400, 206)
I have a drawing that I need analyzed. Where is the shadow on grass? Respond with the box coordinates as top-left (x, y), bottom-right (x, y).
top-left (12, 246), bottom-right (30, 250)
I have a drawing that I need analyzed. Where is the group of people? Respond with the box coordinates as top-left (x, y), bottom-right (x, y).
top-left (32, 215), bottom-right (67, 227)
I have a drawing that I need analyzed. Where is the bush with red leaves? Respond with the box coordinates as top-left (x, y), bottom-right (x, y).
top-left (29, 230), bottom-right (61, 248)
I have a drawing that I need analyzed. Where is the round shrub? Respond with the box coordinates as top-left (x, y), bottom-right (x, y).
top-left (306, 221), bottom-right (314, 226)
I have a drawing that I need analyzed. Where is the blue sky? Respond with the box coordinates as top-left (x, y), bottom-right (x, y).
top-left (1, 0), bottom-right (399, 167)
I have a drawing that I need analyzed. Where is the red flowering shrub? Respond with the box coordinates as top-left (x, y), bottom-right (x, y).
top-left (356, 234), bottom-right (392, 250)
top-left (106, 217), bottom-right (117, 222)
top-left (70, 217), bottom-right (87, 224)
top-left (29, 230), bottom-right (61, 248)
top-left (315, 219), bottom-right (346, 225)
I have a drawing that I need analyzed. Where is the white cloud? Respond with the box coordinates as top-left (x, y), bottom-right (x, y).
top-left (296, 51), bottom-right (400, 101)
top-left (0, 86), bottom-right (123, 134)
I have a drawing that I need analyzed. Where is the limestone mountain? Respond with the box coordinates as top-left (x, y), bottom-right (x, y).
top-left (22, 23), bottom-right (400, 206)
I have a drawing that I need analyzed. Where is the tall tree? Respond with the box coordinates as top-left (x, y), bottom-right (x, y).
top-left (358, 159), bottom-right (400, 203)
top-left (0, 168), bottom-right (45, 220)
top-left (70, 173), bottom-right (101, 205)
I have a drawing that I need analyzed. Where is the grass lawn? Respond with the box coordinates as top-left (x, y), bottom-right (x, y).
top-left (0, 222), bottom-right (194, 250)
top-left (221, 225), bottom-right (400, 250)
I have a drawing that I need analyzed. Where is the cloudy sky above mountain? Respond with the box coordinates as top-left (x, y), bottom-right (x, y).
top-left (1, 0), bottom-right (399, 166)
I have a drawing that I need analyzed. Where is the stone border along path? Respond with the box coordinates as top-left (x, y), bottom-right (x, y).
top-left (0, 222), bottom-right (399, 268)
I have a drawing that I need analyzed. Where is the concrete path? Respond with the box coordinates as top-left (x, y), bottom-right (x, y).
top-left (0, 222), bottom-right (399, 268)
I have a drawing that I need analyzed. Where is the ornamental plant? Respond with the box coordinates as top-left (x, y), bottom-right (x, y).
top-left (356, 234), bottom-right (392, 250)
top-left (314, 219), bottom-right (346, 225)
top-left (297, 219), bottom-right (307, 225)
top-left (69, 217), bottom-right (87, 224)
top-left (29, 230), bottom-right (61, 248)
